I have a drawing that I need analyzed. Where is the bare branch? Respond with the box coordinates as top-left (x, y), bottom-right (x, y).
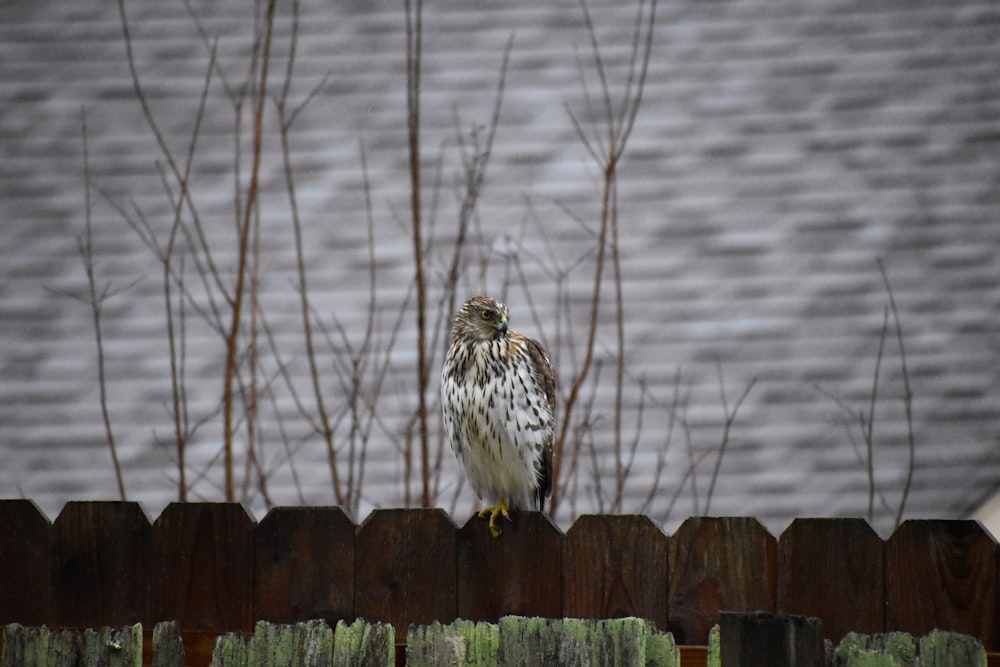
top-left (878, 258), bottom-right (916, 528)
top-left (221, 0), bottom-right (278, 500)
top-left (704, 369), bottom-right (757, 514)
top-left (78, 108), bottom-right (127, 501)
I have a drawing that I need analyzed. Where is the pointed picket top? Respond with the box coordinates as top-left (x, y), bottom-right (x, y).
top-left (255, 505), bottom-right (356, 625)
top-left (668, 516), bottom-right (776, 644)
top-left (563, 514), bottom-right (669, 628)
top-left (458, 510), bottom-right (563, 621)
top-left (0, 499), bottom-right (51, 625)
top-left (52, 501), bottom-right (152, 627)
top-left (777, 517), bottom-right (885, 641)
top-left (355, 508), bottom-right (459, 632)
top-left (886, 519), bottom-right (998, 649)
top-left (151, 502), bottom-right (256, 634)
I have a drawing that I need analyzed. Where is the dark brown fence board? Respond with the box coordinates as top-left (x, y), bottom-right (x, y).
top-left (457, 511), bottom-right (562, 620)
top-left (4, 501), bottom-right (999, 648)
top-left (886, 519), bottom-right (997, 649)
top-left (777, 518), bottom-right (884, 641)
top-left (0, 500), bottom-right (51, 625)
top-left (150, 502), bottom-right (255, 634)
top-left (562, 515), bottom-right (669, 629)
top-left (719, 611), bottom-right (826, 667)
top-left (52, 501), bottom-right (152, 627)
top-left (668, 516), bottom-right (776, 645)
top-left (355, 508), bottom-right (457, 632)
top-left (255, 506), bottom-right (355, 625)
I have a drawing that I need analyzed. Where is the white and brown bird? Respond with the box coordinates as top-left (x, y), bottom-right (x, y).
top-left (441, 295), bottom-right (555, 537)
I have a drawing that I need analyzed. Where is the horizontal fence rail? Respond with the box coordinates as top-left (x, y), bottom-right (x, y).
top-left (0, 501), bottom-right (996, 652)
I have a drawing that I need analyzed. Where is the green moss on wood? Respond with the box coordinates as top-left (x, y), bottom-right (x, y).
top-left (591, 618), bottom-right (647, 666)
top-left (497, 616), bottom-right (561, 666)
top-left (152, 621), bottom-right (184, 667)
top-left (407, 619), bottom-right (499, 666)
top-left (644, 627), bottom-right (679, 667)
top-left (249, 620), bottom-right (334, 665)
top-left (252, 621), bottom-right (293, 666)
top-left (919, 629), bottom-right (986, 667)
top-left (833, 631), bottom-right (930, 667)
top-left (333, 619), bottom-right (393, 667)
top-left (706, 625), bottom-right (721, 667)
top-left (2, 624), bottom-right (46, 667)
top-left (104, 625), bottom-right (142, 667)
top-left (212, 630), bottom-right (252, 667)
top-left (494, 616), bottom-right (680, 667)
top-left (2, 623), bottom-right (144, 667)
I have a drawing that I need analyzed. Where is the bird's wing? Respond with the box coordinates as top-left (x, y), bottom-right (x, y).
top-left (516, 335), bottom-right (556, 506)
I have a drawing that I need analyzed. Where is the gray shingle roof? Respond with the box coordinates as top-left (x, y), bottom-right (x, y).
top-left (1, 0), bottom-right (998, 536)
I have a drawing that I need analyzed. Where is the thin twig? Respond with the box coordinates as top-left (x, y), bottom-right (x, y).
top-left (640, 368), bottom-right (685, 514)
top-left (276, 0), bottom-right (344, 505)
top-left (404, 0), bottom-right (431, 507)
top-left (704, 368), bottom-right (757, 514)
top-left (78, 109), bottom-right (127, 501)
top-left (878, 258), bottom-right (916, 528)
top-left (865, 307), bottom-right (890, 520)
top-left (549, 0), bottom-right (657, 515)
top-left (221, 0), bottom-right (277, 500)
top-left (163, 39), bottom-right (215, 501)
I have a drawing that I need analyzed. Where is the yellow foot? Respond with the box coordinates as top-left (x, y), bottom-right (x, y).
top-left (477, 502), bottom-right (511, 538)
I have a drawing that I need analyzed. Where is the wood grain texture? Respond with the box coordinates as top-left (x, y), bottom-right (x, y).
top-left (354, 508), bottom-right (458, 632)
top-left (150, 621), bottom-right (184, 667)
top-left (254, 506), bottom-right (355, 625)
top-left (777, 517), bottom-right (884, 641)
top-left (0, 500), bottom-right (51, 625)
top-left (150, 503), bottom-right (255, 634)
top-left (668, 516), bottom-right (776, 644)
top-left (51, 501), bottom-right (151, 627)
top-left (458, 510), bottom-right (562, 620)
top-left (886, 519), bottom-right (997, 649)
top-left (5, 501), bottom-right (999, 649)
top-left (562, 514), bottom-right (669, 629)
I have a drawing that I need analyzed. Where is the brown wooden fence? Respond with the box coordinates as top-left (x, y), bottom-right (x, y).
top-left (1, 500), bottom-right (997, 653)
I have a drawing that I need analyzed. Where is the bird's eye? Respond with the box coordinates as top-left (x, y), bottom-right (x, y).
top-left (481, 309), bottom-right (494, 321)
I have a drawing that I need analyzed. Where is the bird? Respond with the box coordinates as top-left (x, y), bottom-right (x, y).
top-left (441, 295), bottom-right (556, 537)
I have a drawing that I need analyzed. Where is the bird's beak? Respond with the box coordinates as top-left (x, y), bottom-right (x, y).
top-left (498, 319), bottom-right (508, 335)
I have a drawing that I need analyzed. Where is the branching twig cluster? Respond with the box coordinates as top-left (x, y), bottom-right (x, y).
top-left (64, 0), bottom-right (919, 533)
top-left (818, 259), bottom-right (916, 529)
top-left (549, 0), bottom-right (658, 516)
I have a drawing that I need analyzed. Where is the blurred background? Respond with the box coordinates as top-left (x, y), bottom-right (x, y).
top-left (1, 0), bottom-right (998, 537)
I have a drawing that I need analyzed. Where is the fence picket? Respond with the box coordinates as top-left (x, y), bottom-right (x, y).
top-left (0, 623), bottom-right (142, 667)
top-left (0, 503), bottom-right (997, 651)
top-left (406, 619), bottom-right (498, 666)
top-left (777, 518), bottom-right (884, 641)
top-left (150, 503), bottom-right (255, 634)
top-left (668, 517), bottom-right (776, 644)
top-left (457, 510), bottom-right (562, 621)
top-left (0, 500), bottom-right (50, 625)
top-left (562, 515), bottom-right (668, 628)
top-left (332, 618), bottom-right (395, 666)
top-left (354, 508), bottom-right (457, 632)
top-left (52, 501), bottom-right (151, 628)
top-left (151, 621), bottom-right (184, 667)
top-left (255, 506), bottom-right (355, 625)
top-left (719, 612), bottom-right (826, 667)
top-left (886, 519), bottom-right (998, 650)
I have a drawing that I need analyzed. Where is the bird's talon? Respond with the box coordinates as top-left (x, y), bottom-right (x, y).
top-left (478, 503), bottom-right (510, 538)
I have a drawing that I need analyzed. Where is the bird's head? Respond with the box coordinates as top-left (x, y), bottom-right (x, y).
top-left (453, 295), bottom-right (510, 342)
